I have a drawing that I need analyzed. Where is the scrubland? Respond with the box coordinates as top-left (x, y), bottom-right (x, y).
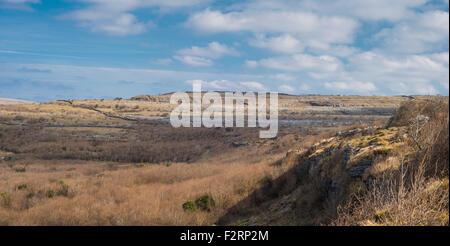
top-left (0, 94), bottom-right (447, 226)
top-left (223, 97), bottom-right (448, 226)
top-left (333, 97), bottom-right (449, 226)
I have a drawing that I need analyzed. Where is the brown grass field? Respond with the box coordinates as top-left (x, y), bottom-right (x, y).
top-left (0, 94), bottom-right (447, 226)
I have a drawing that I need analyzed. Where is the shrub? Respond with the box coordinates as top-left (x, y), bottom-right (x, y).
top-left (182, 200), bottom-right (196, 212)
top-left (136, 163), bottom-right (147, 168)
top-left (26, 191), bottom-right (35, 199)
top-left (14, 167), bottom-right (26, 173)
top-left (333, 98), bottom-right (449, 226)
top-left (56, 181), bottom-right (69, 197)
top-left (16, 184), bottom-right (27, 190)
top-left (0, 192), bottom-right (11, 208)
top-left (46, 189), bottom-right (56, 198)
top-left (195, 195), bottom-right (215, 212)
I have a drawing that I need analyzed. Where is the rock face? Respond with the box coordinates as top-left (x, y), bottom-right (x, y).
top-left (130, 95), bottom-right (153, 101)
top-left (225, 126), bottom-right (407, 226)
top-left (348, 159), bottom-right (372, 177)
top-left (309, 102), bottom-right (332, 107)
top-left (130, 95), bottom-right (169, 103)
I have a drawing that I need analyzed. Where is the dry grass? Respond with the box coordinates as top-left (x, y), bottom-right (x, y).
top-left (0, 149), bottom-right (290, 225)
top-left (0, 114), bottom-right (307, 225)
top-left (0, 94), bottom-right (404, 125)
top-left (217, 97), bottom-right (448, 226)
top-left (0, 110), bottom-right (336, 226)
top-left (332, 97), bottom-right (449, 226)
top-left (0, 95), bottom-right (425, 226)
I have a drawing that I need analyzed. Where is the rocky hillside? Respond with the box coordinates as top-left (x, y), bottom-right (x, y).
top-left (220, 97), bottom-right (449, 226)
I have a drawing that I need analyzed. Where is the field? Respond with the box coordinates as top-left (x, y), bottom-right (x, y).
top-left (0, 98), bottom-right (33, 105)
top-left (0, 94), bottom-right (447, 225)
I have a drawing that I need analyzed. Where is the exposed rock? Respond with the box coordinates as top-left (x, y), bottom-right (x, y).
top-left (348, 159), bottom-right (372, 177)
top-left (343, 146), bottom-right (353, 169)
top-left (417, 115), bottom-right (430, 124)
top-left (327, 179), bottom-right (340, 200)
top-left (309, 102), bottom-right (332, 107)
top-left (227, 126), bottom-right (405, 226)
top-left (232, 142), bottom-right (248, 147)
top-left (130, 95), bottom-right (154, 101)
top-left (279, 207), bottom-right (291, 215)
top-left (366, 176), bottom-right (374, 190)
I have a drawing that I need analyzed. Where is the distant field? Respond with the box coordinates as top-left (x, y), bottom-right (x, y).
top-left (0, 94), bottom-right (411, 126)
top-left (0, 98), bottom-right (33, 105)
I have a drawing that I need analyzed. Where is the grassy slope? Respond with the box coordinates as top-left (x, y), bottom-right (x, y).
top-left (223, 97), bottom-right (449, 226)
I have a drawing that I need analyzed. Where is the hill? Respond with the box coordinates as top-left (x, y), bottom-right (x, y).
top-left (220, 97), bottom-right (449, 226)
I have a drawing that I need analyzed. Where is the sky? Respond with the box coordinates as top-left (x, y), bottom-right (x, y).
top-left (0, 0), bottom-right (448, 101)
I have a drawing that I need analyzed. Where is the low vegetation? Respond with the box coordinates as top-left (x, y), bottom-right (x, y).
top-left (0, 95), bottom-right (446, 226)
top-left (333, 97), bottom-right (449, 225)
top-left (219, 97), bottom-right (448, 226)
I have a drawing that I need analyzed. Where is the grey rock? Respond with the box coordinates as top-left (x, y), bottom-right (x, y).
top-left (348, 159), bottom-right (372, 177)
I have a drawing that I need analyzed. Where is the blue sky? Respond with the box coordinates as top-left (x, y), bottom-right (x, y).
top-left (0, 0), bottom-right (448, 101)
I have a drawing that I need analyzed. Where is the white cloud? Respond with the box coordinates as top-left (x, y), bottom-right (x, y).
top-left (150, 58), bottom-right (173, 66)
top-left (1, 62), bottom-right (270, 100)
top-left (233, 0), bottom-right (429, 21)
top-left (324, 81), bottom-right (377, 93)
top-left (346, 51), bottom-right (449, 94)
top-left (278, 84), bottom-right (295, 93)
top-left (375, 10), bottom-right (449, 53)
top-left (176, 42), bottom-right (239, 59)
top-left (1, 0), bottom-right (39, 3)
top-left (173, 56), bottom-right (213, 66)
top-left (184, 0), bottom-right (446, 58)
top-left (253, 54), bottom-right (342, 72)
top-left (270, 74), bottom-right (296, 81)
top-left (430, 52), bottom-right (450, 65)
top-left (175, 42), bottom-right (238, 67)
top-left (250, 34), bottom-right (304, 53)
top-left (245, 60), bottom-right (259, 68)
top-left (251, 50), bottom-right (448, 95)
top-left (240, 81), bottom-right (268, 91)
top-left (186, 79), bottom-right (232, 90)
top-left (3, 0), bottom-right (449, 96)
top-left (296, 0), bottom-right (428, 21)
top-left (309, 45), bottom-right (359, 58)
top-left (348, 51), bottom-right (449, 83)
top-left (78, 12), bottom-right (151, 36)
top-left (0, 0), bottom-right (40, 10)
top-left (186, 9), bottom-right (359, 48)
top-left (388, 82), bottom-right (439, 95)
top-left (298, 83), bottom-right (312, 92)
top-left (186, 79), bottom-right (268, 91)
top-left (63, 0), bottom-right (210, 35)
